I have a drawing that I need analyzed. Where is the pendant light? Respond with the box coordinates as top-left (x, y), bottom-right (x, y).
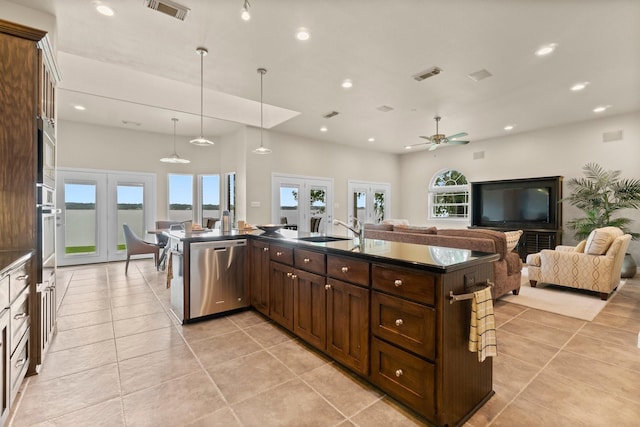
top-left (161, 118), bottom-right (190, 164)
top-left (253, 67), bottom-right (272, 154)
top-left (190, 47), bottom-right (214, 146)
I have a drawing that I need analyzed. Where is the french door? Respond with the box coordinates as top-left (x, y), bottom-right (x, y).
top-left (347, 180), bottom-right (391, 226)
top-left (56, 169), bottom-right (156, 266)
top-left (272, 174), bottom-right (333, 233)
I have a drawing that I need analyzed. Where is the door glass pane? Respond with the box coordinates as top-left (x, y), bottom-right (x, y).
top-left (310, 186), bottom-right (326, 233)
top-left (374, 191), bottom-right (386, 223)
top-left (352, 190), bottom-right (366, 226)
top-left (168, 174), bottom-right (193, 222)
top-left (65, 182), bottom-right (97, 255)
top-left (117, 184), bottom-right (144, 251)
top-left (280, 185), bottom-right (299, 228)
top-left (227, 173), bottom-right (236, 226)
top-left (201, 175), bottom-right (220, 226)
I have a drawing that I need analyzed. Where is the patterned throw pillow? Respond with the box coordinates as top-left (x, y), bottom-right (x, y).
top-left (585, 229), bottom-right (615, 255)
top-left (504, 230), bottom-right (523, 252)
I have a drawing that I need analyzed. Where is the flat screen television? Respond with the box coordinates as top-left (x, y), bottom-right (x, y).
top-left (471, 176), bottom-right (562, 230)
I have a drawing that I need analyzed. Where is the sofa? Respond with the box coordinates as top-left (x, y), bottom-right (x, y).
top-left (526, 226), bottom-right (631, 300)
top-left (364, 223), bottom-right (523, 299)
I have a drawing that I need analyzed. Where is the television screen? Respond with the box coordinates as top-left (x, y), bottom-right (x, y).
top-left (481, 187), bottom-right (550, 223)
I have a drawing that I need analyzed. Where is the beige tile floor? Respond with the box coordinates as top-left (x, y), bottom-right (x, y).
top-left (7, 261), bottom-right (640, 426)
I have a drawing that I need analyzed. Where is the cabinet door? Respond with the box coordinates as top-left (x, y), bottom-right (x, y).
top-left (37, 281), bottom-right (57, 365)
top-left (249, 240), bottom-right (270, 316)
top-left (269, 261), bottom-right (294, 331)
top-left (326, 279), bottom-right (370, 375)
top-left (293, 269), bottom-right (326, 350)
top-left (0, 309), bottom-right (9, 427)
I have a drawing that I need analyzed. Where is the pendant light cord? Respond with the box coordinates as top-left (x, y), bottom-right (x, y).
top-left (260, 69), bottom-right (263, 147)
top-left (200, 51), bottom-right (204, 136)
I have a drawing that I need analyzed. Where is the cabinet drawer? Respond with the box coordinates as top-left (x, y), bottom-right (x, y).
top-left (370, 337), bottom-right (435, 419)
top-left (371, 291), bottom-right (435, 359)
top-left (294, 248), bottom-right (326, 275)
top-left (327, 255), bottom-right (370, 287)
top-left (10, 288), bottom-right (30, 355)
top-left (0, 275), bottom-right (8, 309)
top-left (372, 264), bottom-right (435, 305)
top-left (270, 243), bottom-right (293, 265)
top-left (10, 329), bottom-right (29, 404)
top-left (9, 263), bottom-right (29, 303)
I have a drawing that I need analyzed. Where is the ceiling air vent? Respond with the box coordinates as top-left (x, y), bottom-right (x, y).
top-left (467, 69), bottom-right (493, 82)
top-left (412, 66), bottom-right (442, 81)
top-left (377, 105), bottom-right (394, 112)
top-left (323, 111), bottom-right (340, 119)
top-left (146, 0), bottom-right (190, 21)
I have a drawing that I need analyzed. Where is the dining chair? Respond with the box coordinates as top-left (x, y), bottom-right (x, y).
top-left (123, 224), bottom-right (159, 274)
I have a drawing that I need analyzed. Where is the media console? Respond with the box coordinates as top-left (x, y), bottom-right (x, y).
top-left (470, 176), bottom-right (563, 261)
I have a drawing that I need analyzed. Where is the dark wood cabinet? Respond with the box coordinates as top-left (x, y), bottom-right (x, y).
top-left (518, 229), bottom-right (561, 260)
top-left (293, 269), bottom-right (326, 349)
top-left (269, 261), bottom-right (294, 331)
top-left (0, 308), bottom-right (9, 427)
top-left (249, 240), bottom-right (270, 316)
top-left (326, 278), bottom-right (369, 375)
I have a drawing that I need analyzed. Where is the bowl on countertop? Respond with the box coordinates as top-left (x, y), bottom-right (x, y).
top-left (256, 224), bottom-right (284, 235)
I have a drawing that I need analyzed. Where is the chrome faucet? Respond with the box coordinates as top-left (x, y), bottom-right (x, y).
top-left (333, 218), bottom-right (365, 247)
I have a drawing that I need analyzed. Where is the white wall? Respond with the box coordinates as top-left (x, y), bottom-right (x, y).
top-left (399, 111), bottom-right (640, 262)
top-left (1, 1), bottom-right (57, 48)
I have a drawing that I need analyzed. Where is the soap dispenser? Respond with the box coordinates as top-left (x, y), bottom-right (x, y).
top-left (222, 210), bottom-right (231, 232)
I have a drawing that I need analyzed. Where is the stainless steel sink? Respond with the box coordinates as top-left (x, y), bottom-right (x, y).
top-left (297, 236), bottom-right (351, 243)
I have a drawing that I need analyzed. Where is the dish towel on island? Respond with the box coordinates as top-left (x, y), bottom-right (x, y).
top-left (468, 286), bottom-right (497, 362)
top-left (166, 252), bottom-right (173, 289)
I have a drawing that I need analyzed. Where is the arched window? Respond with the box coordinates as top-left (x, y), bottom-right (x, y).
top-left (429, 169), bottom-right (469, 220)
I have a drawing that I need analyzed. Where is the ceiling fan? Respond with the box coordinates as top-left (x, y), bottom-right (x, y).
top-left (406, 116), bottom-right (470, 151)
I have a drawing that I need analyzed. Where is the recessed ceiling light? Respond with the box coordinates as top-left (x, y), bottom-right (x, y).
top-left (320, 126), bottom-right (328, 132)
top-left (404, 146), bottom-right (412, 150)
top-left (74, 105), bottom-right (86, 111)
top-left (296, 28), bottom-right (310, 41)
top-left (535, 43), bottom-right (557, 56)
top-left (95, 4), bottom-right (114, 16)
top-left (368, 137), bottom-right (375, 142)
top-left (571, 82), bottom-right (590, 91)
top-left (504, 125), bottom-right (515, 131)
top-left (341, 79), bottom-right (353, 89)
top-left (593, 105), bottom-right (610, 113)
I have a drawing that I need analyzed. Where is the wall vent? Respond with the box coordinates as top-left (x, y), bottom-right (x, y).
top-left (473, 151), bottom-right (485, 160)
top-left (377, 105), bottom-right (394, 112)
top-left (323, 111), bottom-right (340, 119)
top-left (412, 66), bottom-right (442, 81)
top-left (602, 130), bottom-right (623, 142)
top-left (146, 0), bottom-right (190, 21)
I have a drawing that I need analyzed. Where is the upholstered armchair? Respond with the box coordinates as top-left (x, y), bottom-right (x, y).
top-left (526, 227), bottom-right (631, 300)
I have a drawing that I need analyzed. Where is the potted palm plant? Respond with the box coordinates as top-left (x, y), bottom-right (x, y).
top-left (565, 163), bottom-right (640, 277)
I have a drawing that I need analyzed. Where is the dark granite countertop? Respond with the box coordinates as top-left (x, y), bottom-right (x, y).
top-left (166, 228), bottom-right (499, 273)
top-left (0, 250), bottom-right (33, 277)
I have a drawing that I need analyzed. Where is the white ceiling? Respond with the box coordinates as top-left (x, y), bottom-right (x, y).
top-left (12, 0), bottom-right (640, 153)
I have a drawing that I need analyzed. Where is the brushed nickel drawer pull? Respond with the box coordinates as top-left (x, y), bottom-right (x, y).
top-left (395, 369), bottom-right (403, 378)
top-left (263, 247), bottom-right (269, 252)
top-left (16, 275), bottom-right (29, 281)
top-left (15, 358), bottom-right (26, 368)
top-left (325, 284), bottom-right (331, 290)
top-left (291, 274), bottom-right (297, 279)
top-left (303, 258), bottom-right (310, 263)
top-left (287, 272), bottom-right (292, 278)
top-left (395, 319), bottom-right (404, 326)
top-left (341, 266), bottom-right (349, 273)
top-left (276, 251), bottom-right (283, 256)
top-left (13, 313), bottom-right (27, 320)
top-left (394, 279), bottom-right (402, 287)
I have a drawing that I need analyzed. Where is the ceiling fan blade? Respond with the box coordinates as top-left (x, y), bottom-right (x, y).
top-left (446, 140), bottom-right (470, 145)
top-left (446, 132), bottom-right (468, 140)
top-left (419, 135), bottom-right (434, 141)
top-left (428, 144), bottom-right (439, 151)
top-left (404, 141), bottom-right (432, 149)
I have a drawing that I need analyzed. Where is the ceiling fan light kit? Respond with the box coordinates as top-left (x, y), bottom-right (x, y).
top-left (406, 116), bottom-right (470, 151)
top-left (190, 47), bottom-right (214, 146)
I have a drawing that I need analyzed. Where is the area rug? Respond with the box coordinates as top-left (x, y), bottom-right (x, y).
top-left (500, 268), bottom-right (626, 321)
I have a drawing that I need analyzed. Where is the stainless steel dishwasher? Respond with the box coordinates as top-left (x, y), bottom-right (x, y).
top-left (189, 239), bottom-right (248, 319)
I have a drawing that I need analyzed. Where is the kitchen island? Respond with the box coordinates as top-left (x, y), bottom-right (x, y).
top-left (166, 228), bottom-right (499, 426)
